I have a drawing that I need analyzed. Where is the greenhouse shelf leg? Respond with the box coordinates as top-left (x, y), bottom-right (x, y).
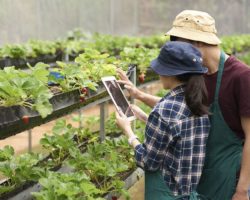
top-left (100, 102), bottom-right (107, 142)
top-left (28, 130), bottom-right (32, 153)
top-left (63, 52), bottom-right (69, 62)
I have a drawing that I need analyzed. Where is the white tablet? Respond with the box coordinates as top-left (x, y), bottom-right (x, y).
top-left (102, 76), bottom-right (136, 121)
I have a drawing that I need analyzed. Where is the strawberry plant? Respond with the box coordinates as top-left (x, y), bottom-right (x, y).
top-left (0, 115), bottom-right (144, 199)
top-left (105, 112), bottom-right (121, 136)
top-left (238, 52), bottom-right (250, 65)
top-left (138, 35), bottom-right (166, 48)
top-left (87, 34), bottom-right (131, 55)
top-left (66, 28), bottom-right (91, 41)
top-left (74, 48), bottom-right (120, 82)
top-left (22, 115), bottom-right (30, 124)
top-left (39, 120), bottom-right (78, 163)
top-left (1, 44), bottom-right (28, 59)
top-left (86, 33), bottom-right (166, 56)
top-left (0, 63), bottom-right (53, 118)
top-left (32, 171), bottom-right (104, 200)
top-left (26, 40), bottom-right (58, 57)
top-left (119, 47), bottom-right (159, 74)
top-left (51, 61), bottom-right (98, 92)
top-left (79, 95), bottom-right (86, 103)
top-left (64, 40), bottom-right (87, 56)
top-left (0, 149), bottom-right (46, 194)
top-left (0, 145), bottom-right (14, 162)
top-left (66, 140), bottom-right (131, 199)
top-left (80, 87), bottom-right (88, 95)
top-left (221, 35), bottom-right (250, 54)
top-left (138, 73), bottom-right (145, 83)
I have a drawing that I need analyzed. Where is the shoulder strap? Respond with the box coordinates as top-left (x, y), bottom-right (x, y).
top-left (214, 51), bottom-right (226, 102)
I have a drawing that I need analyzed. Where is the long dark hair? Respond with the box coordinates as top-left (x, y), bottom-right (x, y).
top-left (176, 74), bottom-right (209, 116)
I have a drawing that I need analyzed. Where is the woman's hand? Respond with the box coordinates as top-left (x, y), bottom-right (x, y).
top-left (115, 108), bottom-right (133, 137)
top-left (116, 68), bottom-right (141, 99)
top-left (115, 109), bottom-right (141, 148)
top-left (116, 68), bottom-right (130, 82)
top-left (130, 104), bottom-right (148, 123)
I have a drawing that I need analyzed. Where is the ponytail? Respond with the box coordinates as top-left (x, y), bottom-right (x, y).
top-left (176, 74), bottom-right (209, 116)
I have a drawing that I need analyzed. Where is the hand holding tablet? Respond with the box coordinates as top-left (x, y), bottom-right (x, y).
top-left (102, 76), bottom-right (136, 121)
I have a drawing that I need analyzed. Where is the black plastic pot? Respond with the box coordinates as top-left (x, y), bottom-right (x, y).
top-left (3, 57), bottom-right (28, 69)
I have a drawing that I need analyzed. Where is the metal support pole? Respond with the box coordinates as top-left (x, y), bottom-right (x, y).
top-left (28, 129), bottom-right (32, 153)
top-left (63, 51), bottom-right (69, 62)
top-left (100, 102), bottom-right (107, 142)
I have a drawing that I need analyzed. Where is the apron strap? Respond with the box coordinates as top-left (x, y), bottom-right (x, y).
top-left (214, 51), bottom-right (225, 102)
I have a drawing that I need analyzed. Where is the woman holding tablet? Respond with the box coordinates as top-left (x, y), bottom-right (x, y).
top-left (115, 41), bottom-right (210, 200)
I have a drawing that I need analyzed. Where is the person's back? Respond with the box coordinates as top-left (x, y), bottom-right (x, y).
top-left (116, 41), bottom-right (211, 200)
top-left (205, 56), bottom-right (250, 140)
top-left (151, 85), bottom-right (209, 196)
top-left (165, 10), bottom-right (250, 200)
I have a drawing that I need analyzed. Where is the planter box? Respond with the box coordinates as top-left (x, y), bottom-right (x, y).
top-left (26, 50), bottom-right (63, 67)
top-left (0, 136), bottom-right (90, 200)
top-left (0, 49), bottom-right (64, 70)
top-left (0, 134), bottom-right (139, 200)
top-left (0, 85), bottom-right (107, 139)
top-left (0, 70), bottom-right (158, 139)
top-left (0, 165), bottom-right (72, 200)
top-left (0, 167), bottom-right (144, 200)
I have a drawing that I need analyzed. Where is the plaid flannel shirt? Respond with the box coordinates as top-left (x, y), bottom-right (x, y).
top-left (134, 85), bottom-right (210, 196)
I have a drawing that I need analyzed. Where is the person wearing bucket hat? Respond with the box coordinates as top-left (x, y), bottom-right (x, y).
top-left (166, 10), bottom-right (250, 200)
top-left (117, 10), bottom-right (250, 200)
top-left (116, 41), bottom-right (210, 200)
top-left (166, 10), bottom-right (221, 45)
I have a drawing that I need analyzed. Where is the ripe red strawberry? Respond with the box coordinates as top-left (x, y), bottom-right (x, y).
top-left (22, 115), bottom-right (29, 124)
top-left (79, 95), bottom-right (85, 103)
top-left (138, 73), bottom-right (145, 83)
top-left (81, 87), bottom-right (88, 95)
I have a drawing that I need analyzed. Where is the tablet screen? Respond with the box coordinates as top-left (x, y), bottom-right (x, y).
top-left (104, 79), bottom-right (134, 118)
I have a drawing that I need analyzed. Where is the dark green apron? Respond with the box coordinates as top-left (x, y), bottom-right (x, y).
top-left (197, 51), bottom-right (243, 200)
top-left (145, 171), bottom-right (202, 200)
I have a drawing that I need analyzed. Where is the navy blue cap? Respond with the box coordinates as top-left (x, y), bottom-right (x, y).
top-left (150, 41), bottom-right (208, 76)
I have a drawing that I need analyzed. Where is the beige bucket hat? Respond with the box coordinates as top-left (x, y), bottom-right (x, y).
top-left (166, 10), bottom-right (221, 45)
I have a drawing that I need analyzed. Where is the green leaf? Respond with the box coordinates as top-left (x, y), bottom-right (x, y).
top-left (52, 119), bottom-right (67, 134)
top-left (0, 145), bottom-right (15, 161)
top-left (31, 62), bottom-right (50, 83)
